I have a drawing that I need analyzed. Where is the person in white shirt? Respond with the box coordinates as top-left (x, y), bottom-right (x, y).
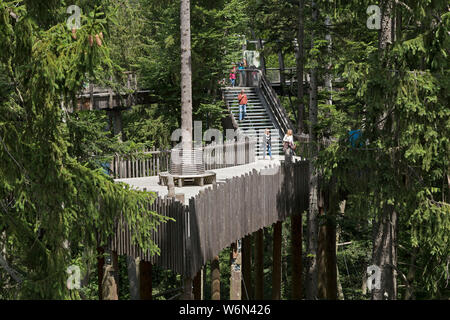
top-left (283, 129), bottom-right (295, 158)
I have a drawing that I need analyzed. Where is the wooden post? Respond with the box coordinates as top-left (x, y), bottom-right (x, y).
top-left (193, 268), bottom-right (203, 300)
top-left (325, 184), bottom-right (338, 299)
top-left (112, 251), bottom-right (119, 293)
top-left (101, 251), bottom-right (119, 300)
top-left (127, 256), bottom-right (140, 300)
top-left (242, 235), bottom-right (253, 300)
top-left (139, 260), bottom-right (152, 300)
top-left (182, 277), bottom-right (194, 300)
top-left (291, 213), bottom-right (303, 299)
top-left (272, 221), bottom-right (282, 300)
top-left (230, 242), bottom-right (242, 300)
top-left (97, 247), bottom-right (105, 300)
top-left (211, 256), bottom-right (221, 300)
top-left (254, 229), bottom-right (264, 299)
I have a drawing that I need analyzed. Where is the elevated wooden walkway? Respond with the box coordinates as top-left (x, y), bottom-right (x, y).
top-left (109, 158), bottom-right (308, 278)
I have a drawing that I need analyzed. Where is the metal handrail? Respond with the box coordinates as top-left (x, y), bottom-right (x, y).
top-left (256, 70), bottom-right (294, 136)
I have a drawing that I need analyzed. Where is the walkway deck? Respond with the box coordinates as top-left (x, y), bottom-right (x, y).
top-left (115, 156), bottom-right (286, 204)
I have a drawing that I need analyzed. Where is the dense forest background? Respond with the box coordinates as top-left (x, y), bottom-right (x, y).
top-left (0, 0), bottom-right (448, 299)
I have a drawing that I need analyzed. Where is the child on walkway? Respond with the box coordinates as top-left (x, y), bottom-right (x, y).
top-left (229, 70), bottom-right (236, 87)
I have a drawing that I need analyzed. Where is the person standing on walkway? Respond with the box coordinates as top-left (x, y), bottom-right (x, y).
top-left (283, 129), bottom-right (295, 160)
top-left (238, 89), bottom-right (248, 121)
top-left (238, 62), bottom-right (245, 86)
top-left (230, 69), bottom-right (236, 87)
top-left (263, 128), bottom-right (272, 160)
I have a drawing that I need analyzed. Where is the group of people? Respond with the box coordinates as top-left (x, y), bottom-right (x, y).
top-left (229, 59), bottom-right (247, 87)
top-left (261, 128), bottom-right (296, 160)
top-left (228, 59), bottom-right (296, 160)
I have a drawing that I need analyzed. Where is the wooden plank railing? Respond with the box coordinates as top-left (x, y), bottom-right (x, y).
top-left (111, 139), bottom-right (257, 179)
top-left (110, 148), bottom-right (171, 179)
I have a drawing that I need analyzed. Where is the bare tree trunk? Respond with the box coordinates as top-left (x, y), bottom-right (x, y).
top-left (371, 205), bottom-right (397, 300)
top-left (296, 0), bottom-right (305, 134)
top-left (278, 51), bottom-right (286, 96)
top-left (305, 0), bottom-right (319, 300)
top-left (337, 200), bottom-right (345, 300)
top-left (371, 0), bottom-right (398, 301)
top-left (404, 248), bottom-right (417, 300)
top-left (180, 0), bottom-right (193, 148)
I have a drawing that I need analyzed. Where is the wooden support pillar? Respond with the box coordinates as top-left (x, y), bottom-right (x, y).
top-left (318, 202), bottom-right (327, 299)
top-left (242, 235), bottom-right (253, 300)
top-left (254, 229), bottom-right (264, 299)
top-left (230, 242), bottom-right (242, 300)
top-left (139, 260), bottom-right (152, 300)
top-left (272, 221), bottom-right (282, 300)
top-left (97, 247), bottom-right (105, 300)
top-left (211, 256), bottom-right (221, 300)
top-left (108, 110), bottom-right (123, 141)
top-left (318, 185), bottom-right (338, 300)
top-left (326, 185), bottom-right (338, 299)
top-left (291, 213), bottom-right (303, 299)
top-left (101, 251), bottom-right (119, 300)
top-left (127, 256), bottom-right (140, 300)
top-left (182, 277), bottom-right (194, 300)
top-left (112, 251), bottom-right (119, 292)
top-left (193, 268), bottom-right (203, 300)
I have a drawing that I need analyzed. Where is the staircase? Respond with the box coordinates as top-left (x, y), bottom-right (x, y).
top-left (223, 87), bottom-right (284, 158)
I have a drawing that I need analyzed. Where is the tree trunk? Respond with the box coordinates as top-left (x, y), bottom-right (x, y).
top-left (296, 0), bottom-right (305, 134)
top-left (254, 229), bottom-right (264, 299)
top-left (371, 0), bottom-right (398, 301)
top-left (371, 205), bottom-right (397, 300)
top-left (404, 248), bottom-right (417, 300)
top-left (305, 0), bottom-right (319, 300)
top-left (324, 15), bottom-right (333, 107)
top-left (272, 221), bottom-right (282, 300)
top-left (180, 0), bottom-right (193, 148)
top-left (278, 51), bottom-right (286, 96)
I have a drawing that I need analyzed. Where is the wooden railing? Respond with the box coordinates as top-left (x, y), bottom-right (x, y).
top-left (110, 148), bottom-right (171, 179)
top-left (265, 67), bottom-right (297, 85)
top-left (111, 139), bottom-right (257, 179)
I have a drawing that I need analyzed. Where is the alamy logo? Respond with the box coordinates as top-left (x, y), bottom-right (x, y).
top-left (66, 5), bottom-right (82, 30)
top-left (366, 5), bottom-right (381, 30)
top-left (367, 265), bottom-right (381, 291)
top-left (66, 265), bottom-right (81, 290)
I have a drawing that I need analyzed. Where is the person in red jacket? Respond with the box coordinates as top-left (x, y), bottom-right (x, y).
top-left (238, 90), bottom-right (248, 121)
top-left (229, 71), bottom-right (236, 87)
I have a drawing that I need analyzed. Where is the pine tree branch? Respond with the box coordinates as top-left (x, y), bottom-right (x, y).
top-left (0, 254), bottom-right (23, 284)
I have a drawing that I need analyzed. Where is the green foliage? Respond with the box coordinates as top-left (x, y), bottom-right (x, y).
top-left (0, 0), bottom-right (168, 299)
